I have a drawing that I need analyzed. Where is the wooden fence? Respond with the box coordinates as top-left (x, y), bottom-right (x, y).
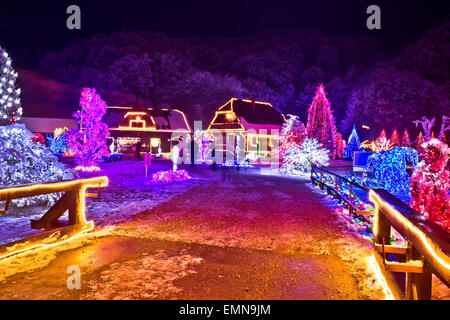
top-left (0, 176), bottom-right (108, 259)
top-left (311, 165), bottom-right (449, 299)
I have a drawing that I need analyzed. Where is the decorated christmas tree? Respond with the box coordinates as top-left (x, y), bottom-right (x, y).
top-left (379, 129), bottom-right (387, 140)
top-left (401, 129), bottom-right (411, 148)
top-left (67, 88), bottom-right (110, 171)
top-left (343, 125), bottom-right (362, 160)
top-left (410, 139), bottom-right (449, 231)
top-left (367, 146), bottom-right (418, 194)
top-left (281, 137), bottom-right (329, 176)
top-left (279, 114), bottom-right (307, 165)
top-left (0, 46), bottom-right (22, 125)
top-left (306, 84), bottom-right (337, 158)
top-left (336, 132), bottom-right (344, 159)
top-left (390, 130), bottom-right (400, 147)
top-left (0, 124), bottom-right (75, 206)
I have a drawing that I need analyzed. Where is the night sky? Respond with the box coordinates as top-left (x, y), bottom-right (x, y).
top-left (1, 0), bottom-right (449, 68)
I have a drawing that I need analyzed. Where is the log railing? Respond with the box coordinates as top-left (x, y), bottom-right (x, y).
top-left (0, 176), bottom-right (108, 260)
top-left (369, 189), bottom-right (450, 300)
top-left (310, 165), bottom-right (449, 299)
top-left (0, 176), bottom-right (108, 229)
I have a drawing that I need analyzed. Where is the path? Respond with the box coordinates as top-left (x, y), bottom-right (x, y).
top-left (0, 162), bottom-right (385, 299)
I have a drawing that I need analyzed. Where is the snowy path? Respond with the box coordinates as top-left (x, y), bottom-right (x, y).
top-left (0, 161), bottom-right (390, 299)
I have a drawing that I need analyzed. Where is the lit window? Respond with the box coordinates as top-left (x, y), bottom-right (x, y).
top-left (151, 138), bottom-right (160, 148)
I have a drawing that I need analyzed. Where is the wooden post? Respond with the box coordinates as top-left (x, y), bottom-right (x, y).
top-left (374, 206), bottom-right (391, 246)
top-left (405, 247), bottom-right (432, 300)
top-left (68, 189), bottom-right (84, 225)
top-left (144, 153), bottom-right (151, 177)
top-left (31, 192), bottom-right (71, 229)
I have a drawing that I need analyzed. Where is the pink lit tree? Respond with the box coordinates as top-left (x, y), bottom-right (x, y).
top-left (67, 88), bottom-right (110, 171)
top-left (306, 84), bottom-right (337, 158)
top-left (390, 130), bottom-right (400, 147)
top-left (411, 139), bottom-right (450, 232)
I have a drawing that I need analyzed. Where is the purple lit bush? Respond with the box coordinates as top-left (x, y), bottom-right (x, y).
top-left (149, 170), bottom-right (191, 184)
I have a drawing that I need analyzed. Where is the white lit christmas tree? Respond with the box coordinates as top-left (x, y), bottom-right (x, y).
top-left (281, 137), bottom-right (329, 176)
top-left (0, 124), bottom-right (75, 206)
top-left (0, 46), bottom-right (22, 125)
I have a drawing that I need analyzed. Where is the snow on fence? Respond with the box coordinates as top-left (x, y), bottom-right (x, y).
top-left (369, 190), bottom-right (449, 300)
top-left (0, 176), bottom-right (108, 259)
top-left (310, 165), bottom-right (449, 299)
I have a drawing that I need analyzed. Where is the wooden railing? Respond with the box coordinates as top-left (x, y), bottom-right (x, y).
top-left (0, 176), bottom-right (108, 229)
top-left (0, 176), bottom-right (108, 260)
top-left (310, 165), bottom-right (449, 299)
top-left (310, 165), bottom-right (374, 217)
top-left (369, 189), bottom-right (450, 300)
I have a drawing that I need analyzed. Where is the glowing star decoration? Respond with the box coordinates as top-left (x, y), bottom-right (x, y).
top-left (366, 147), bottom-right (418, 194)
top-left (306, 84), bottom-right (338, 158)
top-left (410, 138), bottom-right (450, 231)
top-left (67, 88), bottom-right (110, 171)
top-left (0, 46), bottom-right (22, 125)
top-left (343, 125), bottom-right (362, 160)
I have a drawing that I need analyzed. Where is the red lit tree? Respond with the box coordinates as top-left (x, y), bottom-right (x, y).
top-left (67, 88), bottom-right (110, 171)
top-left (390, 130), bottom-right (400, 147)
top-left (379, 129), bottom-right (387, 140)
top-left (401, 129), bottom-right (411, 147)
top-left (306, 84), bottom-right (337, 158)
top-left (411, 139), bottom-right (450, 232)
top-left (336, 132), bottom-right (344, 159)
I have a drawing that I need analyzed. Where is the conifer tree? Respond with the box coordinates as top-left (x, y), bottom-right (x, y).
top-left (306, 84), bottom-right (338, 158)
top-left (0, 46), bottom-right (22, 125)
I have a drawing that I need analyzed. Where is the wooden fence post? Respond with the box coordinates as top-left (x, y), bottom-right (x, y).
top-left (405, 247), bottom-right (432, 300)
top-left (374, 206), bottom-right (391, 245)
top-left (68, 189), bottom-right (85, 225)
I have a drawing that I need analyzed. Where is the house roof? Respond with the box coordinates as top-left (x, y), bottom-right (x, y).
top-left (105, 107), bottom-right (191, 132)
top-left (209, 98), bottom-right (284, 131)
top-left (230, 99), bottom-right (284, 126)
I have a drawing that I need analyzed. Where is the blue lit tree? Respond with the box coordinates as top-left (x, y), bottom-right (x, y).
top-left (367, 146), bottom-right (418, 194)
top-left (343, 125), bottom-right (362, 160)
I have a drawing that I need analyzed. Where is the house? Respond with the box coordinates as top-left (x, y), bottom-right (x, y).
top-left (105, 107), bottom-right (192, 156)
top-left (206, 98), bottom-right (285, 160)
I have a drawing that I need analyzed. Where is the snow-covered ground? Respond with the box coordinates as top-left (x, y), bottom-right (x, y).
top-left (0, 159), bottom-right (446, 299)
top-left (0, 159), bottom-right (196, 245)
